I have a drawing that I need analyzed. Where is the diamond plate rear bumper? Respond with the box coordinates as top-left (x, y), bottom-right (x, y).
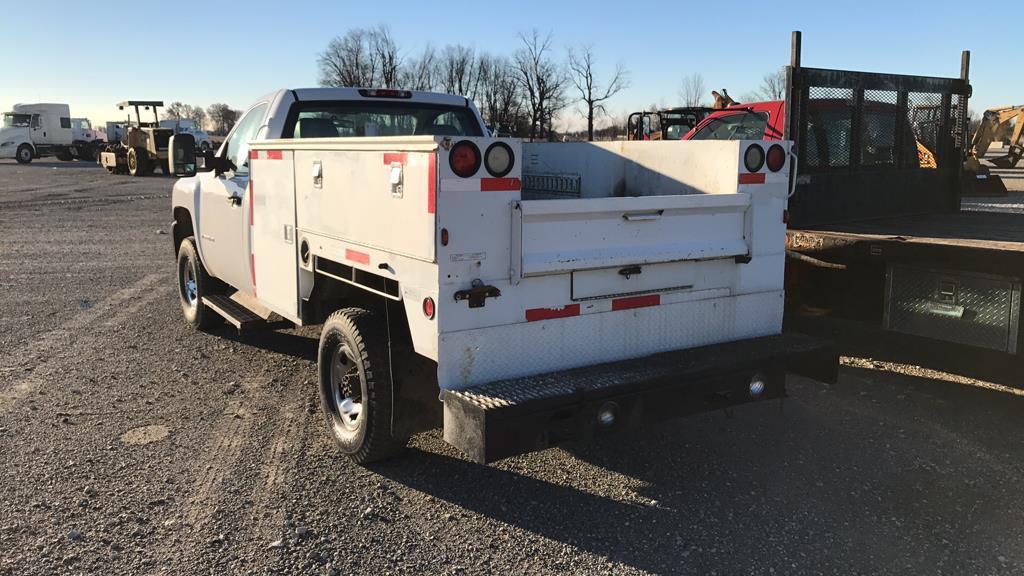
top-left (442, 332), bottom-right (837, 464)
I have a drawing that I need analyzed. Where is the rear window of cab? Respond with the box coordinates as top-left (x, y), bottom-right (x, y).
top-left (689, 112), bottom-right (770, 141)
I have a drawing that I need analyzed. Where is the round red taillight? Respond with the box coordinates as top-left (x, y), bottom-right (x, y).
top-left (766, 144), bottom-right (786, 172)
top-left (422, 297), bottom-right (435, 319)
top-left (449, 141), bottom-right (481, 178)
top-left (440, 228), bottom-right (449, 246)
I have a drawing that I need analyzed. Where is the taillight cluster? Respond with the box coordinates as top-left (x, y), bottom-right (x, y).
top-left (449, 140), bottom-right (515, 178)
top-left (743, 143), bottom-right (787, 172)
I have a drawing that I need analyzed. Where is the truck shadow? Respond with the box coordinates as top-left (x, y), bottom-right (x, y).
top-left (0, 160), bottom-right (102, 170)
top-left (218, 327), bottom-right (319, 363)
top-left (371, 367), bottom-right (1024, 574)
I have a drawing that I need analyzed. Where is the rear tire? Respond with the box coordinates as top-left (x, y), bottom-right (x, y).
top-left (15, 144), bottom-right (32, 164)
top-left (56, 149), bottom-right (74, 161)
top-left (318, 308), bottom-right (407, 464)
top-left (176, 237), bottom-right (223, 330)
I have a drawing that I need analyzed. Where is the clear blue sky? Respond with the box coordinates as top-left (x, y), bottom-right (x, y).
top-left (1, 0), bottom-right (1013, 129)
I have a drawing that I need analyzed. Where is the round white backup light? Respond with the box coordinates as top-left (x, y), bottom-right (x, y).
top-left (484, 142), bottom-right (514, 177)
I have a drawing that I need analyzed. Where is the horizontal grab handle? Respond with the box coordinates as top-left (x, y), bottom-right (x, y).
top-left (622, 210), bottom-right (664, 222)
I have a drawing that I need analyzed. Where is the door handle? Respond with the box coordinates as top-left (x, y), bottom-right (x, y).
top-left (622, 210), bottom-right (663, 222)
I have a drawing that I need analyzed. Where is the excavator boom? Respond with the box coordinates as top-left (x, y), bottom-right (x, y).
top-left (970, 105), bottom-right (1024, 168)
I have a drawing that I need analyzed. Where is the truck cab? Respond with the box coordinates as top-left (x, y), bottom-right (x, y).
top-left (0, 103), bottom-right (74, 163)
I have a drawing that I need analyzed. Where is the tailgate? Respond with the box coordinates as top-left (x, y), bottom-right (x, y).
top-left (511, 193), bottom-right (750, 279)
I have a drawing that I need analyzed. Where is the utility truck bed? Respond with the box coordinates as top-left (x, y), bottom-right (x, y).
top-left (169, 87), bottom-right (835, 464)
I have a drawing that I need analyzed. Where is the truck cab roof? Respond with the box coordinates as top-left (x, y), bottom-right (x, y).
top-left (285, 87), bottom-right (474, 109)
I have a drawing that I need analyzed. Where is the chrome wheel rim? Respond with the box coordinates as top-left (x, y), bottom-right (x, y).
top-left (330, 343), bottom-right (362, 432)
top-left (18, 148), bottom-right (30, 162)
top-left (181, 264), bottom-right (197, 307)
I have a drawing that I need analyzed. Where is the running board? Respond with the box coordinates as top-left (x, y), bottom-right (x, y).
top-left (202, 295), bottom-right (290, 332)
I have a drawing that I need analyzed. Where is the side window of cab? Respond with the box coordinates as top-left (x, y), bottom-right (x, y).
top-left (222, 103), bottom-right (269, 176)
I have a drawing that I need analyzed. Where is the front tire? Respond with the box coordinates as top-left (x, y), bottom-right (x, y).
top-left (318, 308), bottom-right (407, 464)
top-left (15, 144), bottom-right (32, 164)
top-left (176, 237), bottom-right (223, 330)
top-left (128, 147), bottom-right (149, 177)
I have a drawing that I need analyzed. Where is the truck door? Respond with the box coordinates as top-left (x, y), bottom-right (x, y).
top-left (30, 114), bottom-right (44, 142)
top-left (198, 102), bottom-right (268, 294)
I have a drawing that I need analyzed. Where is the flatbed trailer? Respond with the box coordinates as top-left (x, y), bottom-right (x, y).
top-left (780, 32), bottom-right (1024, 374)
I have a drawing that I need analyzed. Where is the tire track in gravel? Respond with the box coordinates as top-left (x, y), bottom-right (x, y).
top-left (0, 272), bottom-right (165, 409)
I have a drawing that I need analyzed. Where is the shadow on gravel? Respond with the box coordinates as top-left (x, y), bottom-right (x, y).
top-left (0, 160), bottom-right (103, 170)
top-left (372, 445), bottom-right (687, 574)
top-left (219, 328), bottom-right (319, 362)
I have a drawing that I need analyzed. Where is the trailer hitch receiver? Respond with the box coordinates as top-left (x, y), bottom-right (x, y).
top-left (454, 279), bottom-right (501, 308)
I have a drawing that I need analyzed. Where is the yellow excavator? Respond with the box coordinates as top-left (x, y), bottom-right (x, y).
top-left (967, 105), bottom-right (1024, 170)
top-left (960, 105), bottom-right (1024, 195)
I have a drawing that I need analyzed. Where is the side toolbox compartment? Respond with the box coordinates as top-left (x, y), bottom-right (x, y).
top-left (884, 264), bottom-right (1021, 354)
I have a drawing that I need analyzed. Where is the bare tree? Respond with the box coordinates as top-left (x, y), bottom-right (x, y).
top-left (402, 45), bottom-right (438, 91)
top-left (185, 105), bottom-right (207, 128)
top-left (371, 26), bottom-right (401, 88)
top-left (476, 54), bottom-right (524, 134)
top-left (678, 73), bottom-right (707, 107)
top-left (438, 44), bottom-right (479, 98)
top-left (164, 102), bottom-right (189, 120)
top-left (514, 29), bottom-right (567, 140)
top-left (755, 69), bottom-right (786, 101)
top-left (318, 26), bottom-right (398, 88)
top-left (207, 103), bottom-right (240, 135)
top-left (567, 45), bottom-right (629, 141)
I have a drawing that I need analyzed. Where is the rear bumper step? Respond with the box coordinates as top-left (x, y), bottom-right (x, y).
top-left (442, 332), bottom-right (837, 464)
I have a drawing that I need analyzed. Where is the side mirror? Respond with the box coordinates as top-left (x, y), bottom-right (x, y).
top-left (169, 134), bottom-right (197, 177)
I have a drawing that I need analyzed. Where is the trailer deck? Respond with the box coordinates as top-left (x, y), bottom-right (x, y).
top-left (788, 211), bottom-right (1024, 268)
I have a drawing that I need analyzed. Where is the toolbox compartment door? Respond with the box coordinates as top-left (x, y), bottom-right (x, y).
top-left (251, 149), bottom-right (299, 322)
top-left (513, 193), bottom-right (750, 279)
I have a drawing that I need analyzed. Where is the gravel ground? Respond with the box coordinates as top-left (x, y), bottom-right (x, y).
top-left (3, 159), bottom-right (1024, 575)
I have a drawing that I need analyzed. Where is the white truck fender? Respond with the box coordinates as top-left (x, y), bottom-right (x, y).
top-left (171, 176), bottom-right (208, 267)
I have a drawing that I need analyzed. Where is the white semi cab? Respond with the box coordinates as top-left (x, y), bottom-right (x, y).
top-left (0, 103), bottom-right (73, 163)
top-left (169, 88), bottom-right (836, 464)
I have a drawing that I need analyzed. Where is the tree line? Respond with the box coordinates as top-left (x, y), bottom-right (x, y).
top-left (164, 102), bottom-right (243, 135)
top-left (316, 26), bottom-right (629, 141)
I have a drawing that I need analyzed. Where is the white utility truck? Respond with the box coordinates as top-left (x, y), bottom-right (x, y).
top-left (159, 119), bottom-right (214, 151)
top-left (169, 88), bottom-right (836, 464)
top-left (0, 103), bottom-right (73, 163)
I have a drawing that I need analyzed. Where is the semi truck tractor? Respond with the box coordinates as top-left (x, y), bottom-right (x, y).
top-left (168, 87), bottom-right (837, 465)
top-left (0, 103), bottom-right (73, 163)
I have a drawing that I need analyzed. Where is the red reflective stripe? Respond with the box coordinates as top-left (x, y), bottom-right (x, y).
top-left (265, 150), bottom-right (283, 160)
top-left (525, 304), bottom-right (580, 322)
top-left (345, 248), bottom-right (370, 265)
top-left (612, 294), bottom-right (660, 311)
top-left (250, 150), bottom-right (260, 160)
top-left (427, 155), bottom-right (437, 214)
top-left (738, 172), bottom-right (766, 184)
top-left (384, 152), bottom-right (407, 165)
top-left (249, 180), bottom-right (254, 225)
top-left (480, 177), bottom-right (521, 191)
